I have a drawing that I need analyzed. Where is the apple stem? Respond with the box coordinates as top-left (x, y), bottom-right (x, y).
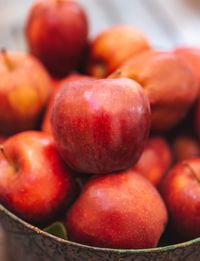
top-left (183, 161), bottom-right (200, 183)
top-left (107, 69), bottom-right (122, 79)
top-left (0, 144), bottom-right (18, 171)
top-left (1, 48), bottom-right (13, 71)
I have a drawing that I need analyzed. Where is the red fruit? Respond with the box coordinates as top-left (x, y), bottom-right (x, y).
top-left (86, 25), bottom-right (150, 78)
top-left (133, 136), bottom-right (172, 186)
top-left (161, 158), bottom-right (200, 241)
top-left (66, 170), bottom-right (168, 249)
top-left (119, 50), bottom-right (198, 131)
top-left (0, 131), bottom-right (76, 224)
top-left (0, 50), bottom-right (52, 135)
top-left (42, 74), bottom-right (93, 134)
top-left (51, 78), bottom-right (151, 174)
top-left (172, 134), bottom-right (200, 162)
top-left (175, 47), bottom-right (200, 89)
top-left (25, 0), bottom-right (88, 78)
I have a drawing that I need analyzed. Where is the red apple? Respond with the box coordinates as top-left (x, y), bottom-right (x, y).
top-left (66, 170), bottom-right (168, 249)
top-left (42, 74), bottom-right (93, 134)
top-left (118, 50), bottom-right (198, 131)
top-left (0, 50), bottom-right (52, 136)
top-left (0, 131), bottom-right (76, 224)
top-left (51, 78), bottom-right (151, 174)
top-left (132, 136), bottom-right (172, 186)
top-left (86, 25), bottom-right (150, 78)
top-left (25, 0), bottom-right (88, 78)
top-left (172, 134), bottom-right (200, 162)
top-left (161, 158), bottom-right (200, 241)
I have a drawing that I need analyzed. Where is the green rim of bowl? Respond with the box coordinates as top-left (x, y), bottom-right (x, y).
top-left (1, 203), bottom-right (200, 254)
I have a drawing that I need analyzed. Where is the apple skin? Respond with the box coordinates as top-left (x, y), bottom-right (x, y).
top-left (86, 25), bottom-right (150, 78)
top-left (66, 170), bottom-right (168, 249)
top-left (51, 78), bottom-right (151, 174)
top-left (119, 50), bottom-right (198, 131)
top-left (25, 0), bottom-right (88, 78)
top-left (0, 131), bottom-right (77, 225)
top-left (0, 51), bottom-right (52, 136)
top-left (174, 47), bottom-right (200, 89)
top-left (172, 134), bottom-right (200, 162)
top-left (42, 74), bottom-right (93, 134)
top-left (132, 136), bottom-right (172, 186)
top-left (161, 158), bottom-right (200, 241)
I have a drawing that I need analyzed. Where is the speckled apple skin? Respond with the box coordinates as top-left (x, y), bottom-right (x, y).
top-left (161, 157), bottom-right (200, 241)
top-left (66, 171), bottom-right (168, 249)
top-left (0, 131), bottom-right (76, 225)
top-left (51, 78), bottom-right (151, 174)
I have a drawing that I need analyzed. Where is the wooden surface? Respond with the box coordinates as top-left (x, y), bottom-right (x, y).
top-left (0, 0), bottom-right (200, 260)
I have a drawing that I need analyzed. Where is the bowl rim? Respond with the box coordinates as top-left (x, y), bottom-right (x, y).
top-left (1, 203), bottom-right (200, 254)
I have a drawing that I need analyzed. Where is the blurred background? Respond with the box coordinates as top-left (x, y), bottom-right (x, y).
top-left (0, 0), bottom-right (200, 50)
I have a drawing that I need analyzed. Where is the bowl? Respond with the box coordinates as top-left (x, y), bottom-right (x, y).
top-left (0, 204), bottom-right (200, 261)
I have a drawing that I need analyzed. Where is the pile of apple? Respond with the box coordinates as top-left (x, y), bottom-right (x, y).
top-left (1, 0), bottom-right (200, 250)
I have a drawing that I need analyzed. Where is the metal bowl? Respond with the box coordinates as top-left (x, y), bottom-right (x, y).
top-left (0, 204), bottom-right (200, 261)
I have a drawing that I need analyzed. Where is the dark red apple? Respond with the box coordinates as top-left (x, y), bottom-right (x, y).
top-left (51, 78), bottom-right (151, 174)
top-left (132, 136), bottom-right (172, 186)
top-left (119, 50), bottom-right (198, 131)
top-left (0, 50), bottom-right (52, 136)
top-left (86, 25), bottom-right (150, 78)
top-left (0, 131), bottom-right (76, 224)
top-left (161, 158), bottom-right (200, 241)
top-left (25, 0), bottom-right (88, 78)
top-left (66, 170), bottom-right (168, 249)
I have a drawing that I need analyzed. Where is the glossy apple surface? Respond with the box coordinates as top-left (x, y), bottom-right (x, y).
top-left (51, 78), bottom-right (151, 174)
top-left (25, 0), bottom-right (88, 78)
top-left (133, 136), bottom-right (172, 186)
top-left (86, 25), bottom-right (150, 78)
top-left (66, 170), bottom-right (168, 249)
top-left (161, 158), bottom-right (200, 241)
top-left (0, 51), bottom-right (52, 135)
top-left (0, 131), bottom-right (76, 224)
top-left (119, 50), bottom-right (198, 131)
top-left (42, 74), bottom-right (93, 134)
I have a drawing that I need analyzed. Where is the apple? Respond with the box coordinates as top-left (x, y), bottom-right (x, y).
top-left (0, 131), bottom-right (77, 225)
top-left (174, 47), bottom-right (200, 89)
top-left (66, 170), bottom-right (168, 249)
top-left (132, 136), bottom-right (172, 186)
top-left (42, 73), bottom-right (94, 134)
top-left (51, 78), bottom-right (151, 174)
top-left (86, 25), bottom-right (150, 78)
top-left (0, 50), bottom-right (52, 136)
top-left (161, 158), bottom-right (200, 241)
top-left (118, 50), bottom-right (198, 131)
top-left (25, 0), bottom-right (88, 78)
top-left (172, 134), bottom-right (200, 162)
